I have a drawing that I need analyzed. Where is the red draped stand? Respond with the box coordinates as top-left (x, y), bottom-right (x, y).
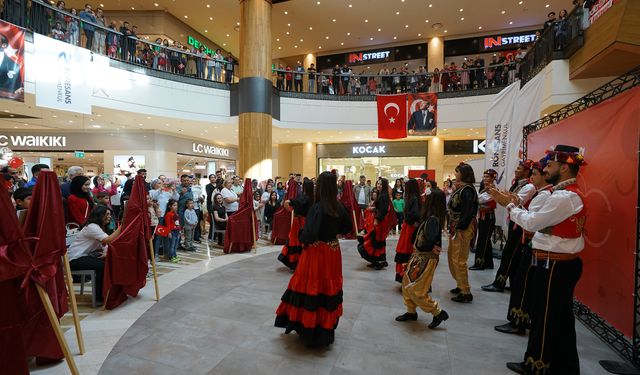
top-left (224, 179), bottom-right (256, 253)
top-left (272, 178), bottom-right (298, 245)
top-left (103, 175), bottom-right (150, 309)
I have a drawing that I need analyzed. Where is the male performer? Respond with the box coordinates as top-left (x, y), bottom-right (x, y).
top-left (470, 169), bottom-right (497, 270)
top-left (490, 159), bottom-right (553, 335)
top-left (481, 160), bottom-right (535, 292)
top-left (505, 145), bottom-right (586, 375)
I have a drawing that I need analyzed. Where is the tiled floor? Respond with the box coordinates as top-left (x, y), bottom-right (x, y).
top-left (79, 239), bottom-right (621, 375)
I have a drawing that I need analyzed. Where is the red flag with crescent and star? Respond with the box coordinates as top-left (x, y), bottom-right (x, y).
top-left (377, 94), bottom-right (407, 139)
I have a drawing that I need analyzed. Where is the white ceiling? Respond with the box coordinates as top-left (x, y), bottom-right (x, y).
top-left (64, 0), bottom-right (574, 59)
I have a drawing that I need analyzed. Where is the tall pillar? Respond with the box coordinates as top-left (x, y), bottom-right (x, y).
top-left (238, 0), bottom-right (272, 181)
top-left (428, 37), bottom-right (444, 72)
top-left (427, 137), bottom-right (444, 183)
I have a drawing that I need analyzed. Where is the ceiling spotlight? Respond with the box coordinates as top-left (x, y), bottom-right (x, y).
top-left (461, 17), bottom-right (464, 20)
top-left (501, 10), bottom-right (506, 14)
top-left (206, 4), bottom-right (210, 7)
top-left (509, 21), bottom-right (513, 24)
top-left (545, 3), bottom-right (550, 7)
top-left (204, 29), bottom-right (208, 32)
top-left (429, 4), bottom-right (432, 7)
top-left (276, 38), bottom-right (280, 41)
top-left (184, 15), bottom-right (188, 18)
top-left (348, 4), bottom-right (352, 7)
top-left (287, 23), bottom-right (291, 26)
top-left (286, 31), bottom-right (290, 35)
top-left (347, 32), bottom-right (351, 35)
top-left (340, 42), bottom-right (344, 45)
top-left (278, 46), bottom-right (282, 49)
top-left (444, 30), bottom-right (448, 33)
top-left (325, 35), bottom-right (329, 39)
top-left (332, 18), bottom-right (336, 22)
top-left (300, 38), bottom-right (303, 41)
top-left (284, 11), bottom-right (288, 14)
top-left (237, 22), bottom-right (240, 25)
top-left (459, 8), bottom-right (463, 12)
top-left (396, 11), bottom-right (400, 15)
top-left (294, 45), bottom-right (298, 48)
top-left (316, 1), bottom-right (320, 4)
top-left (519, 1), bottom-right (523, 4)
top-left (393, 36), bottom-right (397, 39)
top-left (131, 7), bottom-right (135, 10)
top-left (209, 16), bottom-right (213, 20)
top-left (318, 46), bottom-right (322, 49)
top-left (226, 33), bottom-right (230, 37)
top-left (405, 24), bottom-right (409, 28)
top-left (223, 43), bottom-right (227, 46)
top-left (425, 19), bottom-right (429, 23)
top-left (369, 37), bottom-right (374, 40)
top-left (154, 2), bottom-right (158, 6)
top-left (309, 26), bottom-right (313, 30)
top-left (418, 33), bottom-right (422, 36)
top-left (478, 26), bottom-right (482, 29)
top-left (364, 19), bottom-right (368, 22)
top-left (378, 28), bottom-right (381, 31)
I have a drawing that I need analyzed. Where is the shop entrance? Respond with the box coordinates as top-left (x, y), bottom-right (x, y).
top-left (177, 153), bottom-right (236, 184)
top-left (12, 150), bottom-right (105, 180)
top-left (319, 156), bottom-right (426, 181)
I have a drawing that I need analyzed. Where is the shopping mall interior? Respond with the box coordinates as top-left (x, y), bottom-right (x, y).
top-left (1, 0), bottom-right (639, 374)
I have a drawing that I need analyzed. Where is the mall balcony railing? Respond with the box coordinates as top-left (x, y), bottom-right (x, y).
top-left (519, 5), bottom-right (585, 86)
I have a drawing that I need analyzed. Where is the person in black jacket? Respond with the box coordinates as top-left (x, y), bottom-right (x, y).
top-left (447, 163), bottom-right (478, 303)
top-left (357, 178), bottom-right (392, 270)
top-left (394, 179), bottom-right (421, 283)
top-left (275, 171), bottom-right (352, 347)
top-left (396, 189), bottom-right (449, 328)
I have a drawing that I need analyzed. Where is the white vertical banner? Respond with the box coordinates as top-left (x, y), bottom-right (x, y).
top-left (32, 34), bottom-right (106, 114)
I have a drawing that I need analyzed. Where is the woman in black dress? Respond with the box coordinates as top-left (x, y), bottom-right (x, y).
top-left (275, 172), bottom-right (353, 347)
top-left (277, 180), bottom-right (314, 270)
top-left (357, 178), bottom-right (393, 270)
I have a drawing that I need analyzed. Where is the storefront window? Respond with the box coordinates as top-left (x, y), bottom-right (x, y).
top-left (319, 156), bottom-right (425, 181)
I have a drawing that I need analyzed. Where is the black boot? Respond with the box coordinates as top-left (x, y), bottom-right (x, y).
top-left (449, 287), bottom-right (461, 294)
top-left (481, 283), bottom-right (504, 292)
top-left (506, 362), bottom-right (525, 374)
top-left (428, 310), bottom-right (449, 329)
top-left (451, 293), bottom-right (473, 303)
top-left (495, 322), bottom-right (525, 335)
top-left (395, 312), bottom-right (418, 322)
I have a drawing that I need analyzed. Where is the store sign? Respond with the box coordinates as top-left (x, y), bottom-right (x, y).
top-left (483, 33), bottom-right (537, 50)
top-left (192, 143), bottom-right (231, 157)
top-left (0, 134), bottom-right (67, 147)
top-left (351, 145), bottom-right (387, 155)
top-left (589, 0), bottom-right (613, 24)
top-left (187, 36), bottom-right (213, 55)
top-left (347, 50), bottom-right (391, 64)
top-left (444, 139), bottom-right (486, 155)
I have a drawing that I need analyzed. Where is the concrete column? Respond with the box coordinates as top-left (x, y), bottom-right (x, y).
top-left (427, 137), bottom-right (444, 183)
top-left (238, 0), bottom-right (273, 181)
top-left (428, 37), bottom-right (444, 72)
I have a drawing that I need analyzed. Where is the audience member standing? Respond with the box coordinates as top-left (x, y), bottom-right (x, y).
top-left (79, 4), bottom-right (96, 50)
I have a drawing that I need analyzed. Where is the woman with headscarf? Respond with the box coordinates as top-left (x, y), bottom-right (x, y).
top-left (67, 175), bottom-right (94, 225)
top-left (394, 179), bottom-right (422, 283)
top-left (278, 180), bottom-right (314, 270)
top-left (357, 178), bottom-right (393, 270)
top-left (275, 171), bottom-right (353, 347)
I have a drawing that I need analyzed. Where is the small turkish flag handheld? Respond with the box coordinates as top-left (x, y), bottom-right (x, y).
top-left (377, 94), bottom-right (407, 139)
top-left (155, 225), bottom-right (169, 237)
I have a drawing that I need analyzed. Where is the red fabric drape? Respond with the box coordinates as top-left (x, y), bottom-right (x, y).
top-left (103, 175), bottom-right (150, 309)
top-left (21, 171), bottom-right (68, 359)
top-left (224, 179), bottom-right (255, 253)
top-left (340, 180), bottom-right (359, 239)
top-left (271, 178), bottom-right (298, 245)
top-left (0, 183), bottom-right (30, 374)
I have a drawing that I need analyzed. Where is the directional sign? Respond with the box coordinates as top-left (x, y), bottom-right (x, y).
top-left (74, 151), bottom-right (85, 159)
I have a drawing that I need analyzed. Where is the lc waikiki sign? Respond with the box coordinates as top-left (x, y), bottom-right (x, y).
top-left (0, 134), bottom-right (67, 148)
top-left (347, 50), bottom-right (392, 64)
top-left (192, 142), bottom-right (231, 157)
top-left (483, 33), bottom-right (538, 50)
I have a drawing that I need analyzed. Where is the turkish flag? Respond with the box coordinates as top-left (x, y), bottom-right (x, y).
top-left (377, 94), bottom-right (407, 139)
top-left (155, 225), bottom-right (169, 237)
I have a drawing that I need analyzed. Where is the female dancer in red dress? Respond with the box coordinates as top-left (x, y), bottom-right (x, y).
top-left (277, 180), bottom-right (314, 270)
top-left (357, 178), bottom-right (393, 270)
top-left (275, 171), bottom-right (353, 347)
top-left (394, 179), bottom-right (422, 282)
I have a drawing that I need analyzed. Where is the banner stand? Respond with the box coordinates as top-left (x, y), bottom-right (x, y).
top-left (62, 254), bottom-right (85, 354)
top-left (522, 65), bottom-right (640, 374)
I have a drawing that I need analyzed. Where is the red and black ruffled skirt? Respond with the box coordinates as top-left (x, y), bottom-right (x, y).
top-left (357, 213), bottom-right (391, 264)
top-left (394, 223), bottom-right (416, 283)
top-left (277, 216), bottom-right (305, 270)
top-left (362, 208), bottom-right (375, 233)
top-left (275, 240), bottom-right (343, 347)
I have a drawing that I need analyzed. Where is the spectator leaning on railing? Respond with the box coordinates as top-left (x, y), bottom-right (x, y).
top-left (79, 3), bottom-right (96, 50)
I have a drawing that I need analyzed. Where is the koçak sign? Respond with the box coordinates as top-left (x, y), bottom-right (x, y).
top-left (192, 143), bottom-right (231, 157)
top-left (347, 50), bottom-right (392, 64)
top-left (0, 134), bottom-right (67, 148)
top-left (483, 33), bottom-right (538, 50)
top-left (351, 145), bottom-right (387, 155)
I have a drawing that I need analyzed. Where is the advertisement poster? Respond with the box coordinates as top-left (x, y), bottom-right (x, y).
top-left (0, 19), bottom-right (25, 102)
top-left (114, 155), bottom-right (145, 176)
top-left (407, 93), bottom-right (437, 136)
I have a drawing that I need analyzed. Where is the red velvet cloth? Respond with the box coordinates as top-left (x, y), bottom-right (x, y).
top-left (224, 179), bottom-right (255, 253)
top-left (339, 180), bottom-right (359, 239)
top-left (103, 175), bottom-right (150, 309)
top-left (22, 171), bottom-right (68, 360)
top-left (271, 178), bottom-right (298, 245)
top-left (0, 183), bottom-right (30, 374)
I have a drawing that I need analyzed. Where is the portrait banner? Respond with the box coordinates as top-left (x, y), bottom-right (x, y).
top-left (407, 93), bottom-right (437, 136)
top-left (0, 19), bottom-right (25, 102)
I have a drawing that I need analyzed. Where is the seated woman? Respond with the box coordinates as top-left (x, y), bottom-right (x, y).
top-left (67, 175), bottom-right (94, 225)
top-left (212, 193), bottom-right (228, 246)
top-left (67, 206), bottom-right (122, 304)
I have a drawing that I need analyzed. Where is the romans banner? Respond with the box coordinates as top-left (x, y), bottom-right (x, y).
top-left (527, 86), bottom-right (640, 338)
top-left (377, 94), bottom-right (407, 139)
top-left (408, 93), bottom-right (437, 136)
top-left (0, 19), bottom-right (25, 102)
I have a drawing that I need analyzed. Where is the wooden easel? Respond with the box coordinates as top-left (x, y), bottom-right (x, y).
top-left (61, 254), bottom-right (85, 354)
top-left (36, 284), bottom-right (80, 375)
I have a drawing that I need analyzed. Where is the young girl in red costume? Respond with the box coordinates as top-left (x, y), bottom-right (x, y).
top-left (275, 171), bottom-right (353, 347)
top-left (357, 178), bottom-right (394, 270)
top-left (277, 180), bottom-right (314, 270)
top-left (394, 179), bottom-right (422, 282)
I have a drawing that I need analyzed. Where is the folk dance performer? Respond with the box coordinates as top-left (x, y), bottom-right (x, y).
top-left (275, 172), bottom-right (353, 347)
top-left (395, 189), bottom-right (449, 328)
top-left (277, 180), bottom-right (314, 270)
top-left (394, 179), bottom-right (422, 283)
top-left (470, 169), bottom-right (498, 271)
top-left (505, 145), bottom-right (586, 375)
top-left (482, 160), bottom-right (536, 292)
top-left (447, 163), bottom-right (478, 303)
top-left (357, 178), bottom-right (393, 270)
top-left (492, 159), bottom-right (553, 335)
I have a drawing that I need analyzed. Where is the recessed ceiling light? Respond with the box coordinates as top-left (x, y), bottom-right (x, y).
top-left (204, 29), bottom-right (208, 32)
top-left (460, 17), bottom-right (464, 20)
top-left (429, 3), bottom-right (432, 7)
top-left (325, 35), bottom-right (329, 39)
top-left (405, 24), bottom-right (409, 28)
top-left (276, 38), bottom-right (280, 41)
top-left (460, 8), bottom-right (464, 12)
top-left (396, 11), bottom-right (400, 15)
top-left (294, 45), bottom-right (298, 48)
top-left (444, 30), bottom-right (448, 33)
top-left (100, 3), bottom-right (104, 7)
top-left (300, 38), bottom-right (303, 41)
top-left (545, 3), bottom-right (550, 7)
top-left (340, 42), bottom-right (344, 45)
top-left (223, 43), bottom-right (227, 46)
top-left (348, 4), bottom-right (352, 7)
top-left (425, 19), bottom-right (429, 23)
top-left (418, 33), bottom-right (422, 36)
top-left (377, 28), bottom-right (381, 31)
top-left (316, 1), bottom-right (320, 4)
top-left (209, 16), bottom-right (213, 20)
top-left (287, 23), bottom-right (291, 26)
top-left (284, 11), bottom-right (288, 14)
top-left (364, 19), bottom-right (368, 22)
top-left (226, 33), bottom-right (230, 37)
top-left (184, 15), bottom-right (188, 18)
top-left (519, 1), bottom-right (523, 4)
top-left (309, 26), bottom-right (313, 30)
top-left (237, 22), bottom-right (240, 25)
top-left (332, 18), bottom-right (336, 22)
top-left (347, 32), bottom-right (351, 35)
top-left (509, 21), bottom-right (513, 24)
top-left (478, 26), bottom-right (482, 29)
top-left (278, 46), bottom-right (282, 49)
top-left (68, 120), bottom-right (73, 123)
top-left (154, 2), bottom-right (158, 6)
top-left (393, 36), bottom-right (397, 39)
top-left (318, 46), bottom-right (322, 49)
top-left (501, 10), bottom-right (506, 14)
top-left (369, 37), bottom-right (373, 40)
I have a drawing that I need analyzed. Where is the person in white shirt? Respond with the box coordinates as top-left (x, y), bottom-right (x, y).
top-left (504, 145), bottom-right (587, 375)
top-left (482, 159), bottom-right (536, 292)
top-left (490, 159), bottom-right (553, 335)
top-left (68, 206), bottom-right (122, 305)
top-left (190, 179), bottom-right (205, 242)
top-left (220, 178), bottom-right (239, 215)
top-left (231, 176), bottom-right (244, 195)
